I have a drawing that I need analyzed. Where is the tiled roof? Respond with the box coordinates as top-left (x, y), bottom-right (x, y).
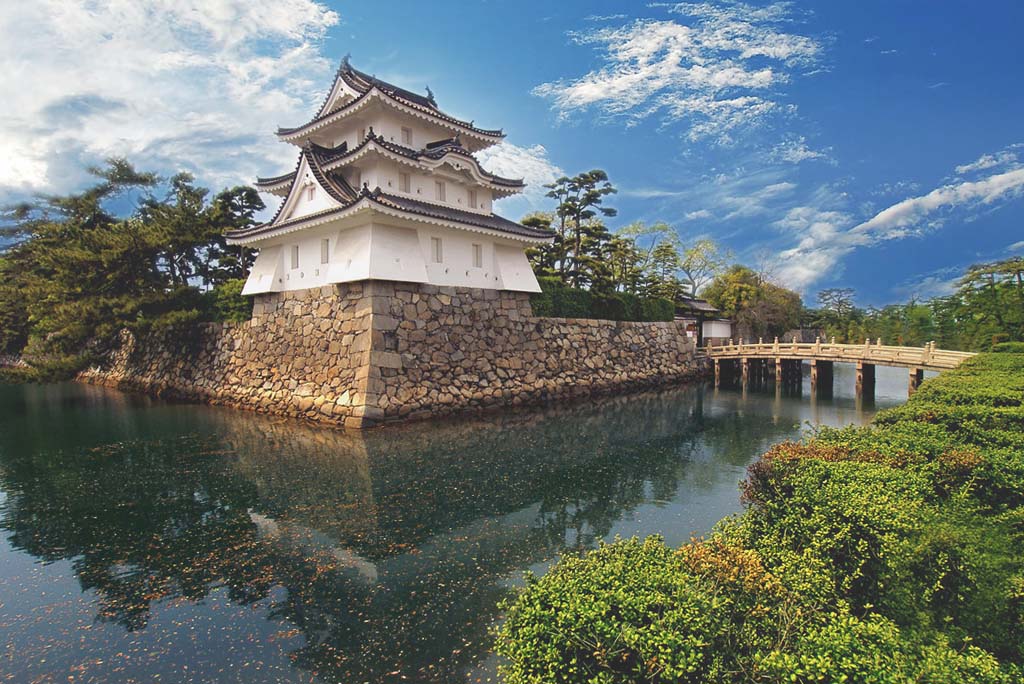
top-left (226, 181), bottom-right (553, 242)
top-left (367, 189), bottom-right (553, 239)
top-left (278, 57), bottom-right (503, 140)
top-left (311, 131), bottom-right (523, 188)
top-left (254, 171), bottom-right (295, 188)
top-left (677, 297), bottom-right (720, 314)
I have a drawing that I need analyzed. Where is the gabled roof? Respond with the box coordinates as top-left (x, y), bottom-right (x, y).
top-left (228, 175), bottom-right (552, 244)
top-left (366, 189), bottom-right (552, 239)
top-left (259, 143), bottom-right (359, 227)
top-left (277, 57), bottom-right (504, 145)
top-left (255, 132), bottom-right (525, 198)
top-left (677, 297), bottom-right (720, 314)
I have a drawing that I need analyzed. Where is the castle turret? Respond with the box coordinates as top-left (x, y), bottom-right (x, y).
top-left (228, 57), bottom-right (553, 295)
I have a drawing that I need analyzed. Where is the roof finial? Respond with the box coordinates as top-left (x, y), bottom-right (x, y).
top-left (341, 53), bottom-right (351, 70)
top-left (367, 125), bottom-right (374, 139)
top-left (425, 85), bottom-right (436, 105)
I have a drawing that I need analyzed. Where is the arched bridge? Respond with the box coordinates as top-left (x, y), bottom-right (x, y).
top-left (701, 338), bottom-right (976, 396)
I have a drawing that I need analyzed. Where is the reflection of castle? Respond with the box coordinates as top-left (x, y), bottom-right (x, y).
top-left (0, 383), bottom-right (798, 683)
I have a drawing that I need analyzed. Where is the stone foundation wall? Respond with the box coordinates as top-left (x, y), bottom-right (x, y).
top-left (80, 281), bottom-right (706, 428)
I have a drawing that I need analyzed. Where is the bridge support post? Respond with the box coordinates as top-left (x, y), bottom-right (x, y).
top-left (811, 359), bottom-right (834, 398)
top-left (714, 359), bottom-right (720, 388)
top-left (908, 367), bottom-right (924, 395)
top-left (856, 361), bottom-right (876, 398)
top-left (741, 357), bottom-right (750, 387)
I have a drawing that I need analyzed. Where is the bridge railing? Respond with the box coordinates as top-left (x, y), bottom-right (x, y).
top-left (701, 338), bottom-right (975, 370)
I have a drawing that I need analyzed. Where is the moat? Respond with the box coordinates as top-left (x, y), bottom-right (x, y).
top-left (0, 365), bottom-right (914, 683)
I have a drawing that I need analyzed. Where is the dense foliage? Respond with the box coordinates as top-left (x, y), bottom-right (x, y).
top-left (807, 259), bottom-right (1024, 350)
top-left (702, 265), bottom-right (802, 339)
top-left (525, 171), bottom-right (734, 308)
top-left (497, 352), bottom-right (1024, 683)
top-left (530, 277), bottom-right (675, 322)
top-left (0, 160), bottom-right (261, 375)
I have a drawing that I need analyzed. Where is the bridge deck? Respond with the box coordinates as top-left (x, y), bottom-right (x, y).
top-left (701, 341), bottom-right (974, 371)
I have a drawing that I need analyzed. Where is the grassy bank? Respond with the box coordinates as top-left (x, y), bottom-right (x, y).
top-left (496, 351), bottom-right (1024, 683)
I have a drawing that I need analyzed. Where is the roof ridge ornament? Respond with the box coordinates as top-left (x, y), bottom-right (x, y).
top-left (425, 85), bottom-right (436, 106)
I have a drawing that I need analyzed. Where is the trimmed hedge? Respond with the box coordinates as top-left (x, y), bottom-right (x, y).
top-left (994, 341), bottom-right (1024, 353)
top-left (531, 277), bottom-right (675, 322)
top-left (497, 353), bottom-right (1024, 683)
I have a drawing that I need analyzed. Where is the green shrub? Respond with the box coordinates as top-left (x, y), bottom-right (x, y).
top-left (497, 536), bottom-right (799, 684)
top-left (203, 278), bottom-right (252, 323)
top-left (496, 352), bottom-right (1024, 679)
top-left (993, 341), bottom-right (1024, 353)
top-left (590, 292), bottom-right (628, 321)
top-left (761, 613), bottom-right (1011, 684)
top-left (640, 297), bottom-right (675, 322)
top-left (529, 277), bottom-right (675, 322)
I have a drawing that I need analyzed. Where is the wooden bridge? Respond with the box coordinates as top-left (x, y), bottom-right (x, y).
top-left (701, 338), bottom-right (976, 396)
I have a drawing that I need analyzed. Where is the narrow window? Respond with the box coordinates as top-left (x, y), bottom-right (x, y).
top-left (320, 238), bottom-right (330, 264)
top-left (472, 243), bottom-right (483, 268)
top-left (431, 237), bottom-right (443, 263)
top-left (307, 186), bottom-right (315, 201)
top-left (399, 172), bottom-right (410, 192)
top-left (435, 180), bottom-right (446, 202)
top-left (469, 189), bottom-right (477, 208)
top-left (291, 245), bottom-right (299, 269)
top-left (401, 126), bottom-right (413, 145)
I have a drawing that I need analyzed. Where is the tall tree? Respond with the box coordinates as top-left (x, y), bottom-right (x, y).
top-left (0, 158), bottom-right (264, 370)
top-left (543, 170), bottom-right (617, 287)
top-left (680, 238), bottom-right (731, 296)
top-left (704, 265), bottom-right (802, 339)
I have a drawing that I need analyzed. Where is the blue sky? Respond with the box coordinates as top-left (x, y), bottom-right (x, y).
top-left (2, 1), bottom-right (1022, 304)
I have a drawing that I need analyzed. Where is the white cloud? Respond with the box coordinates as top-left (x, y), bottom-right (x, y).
top-left (771, 136), bottom-right (830, 164)
top-left (476, 142), bottom-right (564, 200)
top-left (476, 142), bottom-right (564, 217)
top-left (955, 146), bottom-right (1021, 175)
top-left (685, 209), bottom-right (713, 221)
top-left (1009, 240), bottom-right (1024, 252)
top-left (772, 163), bottom-right (1024, 292)
top-left (892, 268), bottom-right (962, 300)
top-left (850, 168), bottom-right (1024, 241)
top-left (584, 14), bottom-right (627, 22)
top-left (0, 0), bottom-right (340, 195)
top-left (533, 2), bottom-right (821, 143)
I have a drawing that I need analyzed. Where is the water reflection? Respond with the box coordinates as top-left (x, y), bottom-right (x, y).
top-left (0, 370), bottom-right (904, 683)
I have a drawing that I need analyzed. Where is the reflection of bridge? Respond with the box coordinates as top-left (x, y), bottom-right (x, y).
top-left (702, 338), bottom-right (976, 396)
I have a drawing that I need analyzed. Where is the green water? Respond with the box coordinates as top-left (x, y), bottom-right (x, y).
top-left (0, 366), bottom-right (910, 683)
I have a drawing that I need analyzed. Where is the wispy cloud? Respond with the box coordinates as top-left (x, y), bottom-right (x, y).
top-left (1009, 240), bottom-right (1024, 252)
top-left (533, 2), bottom-right (822, 144)
top-left (771, 136), bottom-right (831, 164)
top-left (584, 14), bottom-right (627, 22)
top-left (476, 142), bottom-right (564, 215)
top-left (773, 153), bottom-right (1024, 291)
top-left (0, 0), bottom-right (340, 195)
top-left (928, 81), bottom-right (950, 89)
top-left (954, 145), bottom-right (1021, 175)
top-left (891, 267), bottom-right (963, 300)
